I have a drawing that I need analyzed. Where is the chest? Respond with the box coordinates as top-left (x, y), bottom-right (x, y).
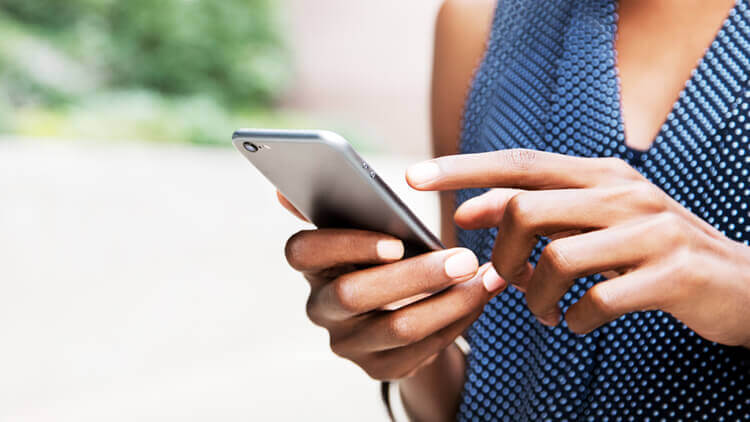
top-left (616, 0), bottom-right (737, 151)
top-left (460, 0), bottom-right (750, 243)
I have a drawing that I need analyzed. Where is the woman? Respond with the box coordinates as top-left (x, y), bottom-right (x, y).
top-left (281, 0), bottom-right (750, 420)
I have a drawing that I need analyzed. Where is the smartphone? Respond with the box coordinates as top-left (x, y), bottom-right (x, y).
top-left (232, 129), bottom-right (445, 258)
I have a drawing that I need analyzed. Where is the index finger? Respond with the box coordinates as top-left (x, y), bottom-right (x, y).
top-left (406, 149), bottom-right (631, 191)
top-left (285, 229), bottom-right (404, 274)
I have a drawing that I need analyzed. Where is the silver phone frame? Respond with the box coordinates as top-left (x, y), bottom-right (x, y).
top-left (232, 128), bottom-right (445, 253)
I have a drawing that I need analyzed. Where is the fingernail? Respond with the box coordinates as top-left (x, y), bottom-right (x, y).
top-left (407, 162), bottom-right (441, 186)
top-left (444, 250), bottom-right (478, 279)
top-left (482, 266), bottom-right (506, 292)
top-left (376, 239), bottom-right (404, 260)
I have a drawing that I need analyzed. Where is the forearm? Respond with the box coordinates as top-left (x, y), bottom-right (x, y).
top-left (399, 343), bottom-right (467, 422)
top-left (397, 192), bottom-right (467, 421)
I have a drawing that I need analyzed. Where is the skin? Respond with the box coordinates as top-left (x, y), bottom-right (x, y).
top-left (617, 0), bottom-right (737, 150)
top-left (279, 0), bottom-right (742, 420)
top-left (406, 150), bottom-right (750, 345)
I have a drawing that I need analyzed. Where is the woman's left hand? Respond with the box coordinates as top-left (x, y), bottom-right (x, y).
top-left (406, 149), bottom-right (750, 348)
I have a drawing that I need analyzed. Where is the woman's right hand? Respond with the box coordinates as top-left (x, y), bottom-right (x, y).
top-left (279, 194), bottom-right (508, 380)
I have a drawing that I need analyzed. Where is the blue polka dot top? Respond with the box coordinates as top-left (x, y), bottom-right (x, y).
top-left (456, 0), bottom-right (750, 420)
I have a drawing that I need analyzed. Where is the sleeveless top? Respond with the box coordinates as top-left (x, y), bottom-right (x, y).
top-left (456, 1), bottom-right (750, 420)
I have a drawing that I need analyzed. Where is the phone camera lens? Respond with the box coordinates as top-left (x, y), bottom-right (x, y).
top-left (243, 142), bottom-right (259, 152)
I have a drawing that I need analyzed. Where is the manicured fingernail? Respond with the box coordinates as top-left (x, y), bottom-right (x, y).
top-left (444, 250), bottom-right (478, 279)
top-left (407, 162), bottom-right (440, 186)
top-left (376, 239), bottom-right (404, 260)
top-left (482, 266), bottom-right (506, 292)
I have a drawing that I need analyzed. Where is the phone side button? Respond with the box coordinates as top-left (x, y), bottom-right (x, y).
top-left (369, 171), bottom-right (377, 179)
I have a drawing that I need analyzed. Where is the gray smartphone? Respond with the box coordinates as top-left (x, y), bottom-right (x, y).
top-left (232, 129), bottom-right (445, 257)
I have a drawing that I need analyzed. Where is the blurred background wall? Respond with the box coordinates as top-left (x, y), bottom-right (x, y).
top-left (281, 0), bottom-right (442, 155)
top-left (0, 0), bottom-right (446, 421)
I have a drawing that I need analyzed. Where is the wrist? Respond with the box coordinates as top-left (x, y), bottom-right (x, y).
top-left (735, 242), bottom-right (750, 349)
top-left (398, 340), bottom-right (469, 422)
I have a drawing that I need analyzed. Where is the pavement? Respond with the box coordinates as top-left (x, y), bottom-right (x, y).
top-left (0, 138), bottom-right (439, 421)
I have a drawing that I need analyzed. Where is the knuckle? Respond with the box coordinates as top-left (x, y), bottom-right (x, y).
top-left (330, 275), bottom-right (362, 314)
top-left (601, 157), bottom-right (638, 180)
top-left (654, 212), bottom-right (687, 244)
top-left (305, 293), bottom-right (328, 327)
top-left (362, 359), bottom-right (394, 381)
top-left (595, 157), bottom-right (643, 181)
top-left (667, 248), bottom-right (695, 288)
top-left (587, 284), bottom-right (615, 317)
top-left (630, 182), bottom-right (667, 211)
top-left (387, 313), bottom-right (420, 345)
top-left (604, 156), bottom-right (628, 169)
top-left (490, 253), bottom-right (515, 283)
top-left (504, 193), bottom-right (536, 231)
top-left (284, 230), bottom-right (313, 270)
top-left (645, 253), bottom-right (692, 311)
top-left (504, 149), bottom-right (538, 170)
top-left (541, 240), bottom-right (573, 277)
top-left (329, 335), bottom-right (349, 359)
top-left (526, 300), bottom-right (546, 318)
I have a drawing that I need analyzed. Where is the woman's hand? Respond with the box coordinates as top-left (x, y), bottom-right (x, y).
top-left (406, 149), bottom-right (750, 348)
top-left (277, 193), bottom-right (507, 380)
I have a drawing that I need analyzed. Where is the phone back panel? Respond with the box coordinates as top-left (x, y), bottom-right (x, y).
top-left (232, 129), bottom-right (443, 255)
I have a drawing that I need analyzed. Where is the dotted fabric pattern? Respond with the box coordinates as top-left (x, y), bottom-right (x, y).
top-left (456, 1), bottom-right (750, 420)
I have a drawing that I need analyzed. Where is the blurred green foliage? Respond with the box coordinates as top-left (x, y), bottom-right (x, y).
top-left (0, 0), bottom-right (291, 144)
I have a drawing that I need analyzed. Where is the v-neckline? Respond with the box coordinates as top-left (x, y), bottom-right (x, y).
top-left (612, 0), bottom-right (742, 157)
